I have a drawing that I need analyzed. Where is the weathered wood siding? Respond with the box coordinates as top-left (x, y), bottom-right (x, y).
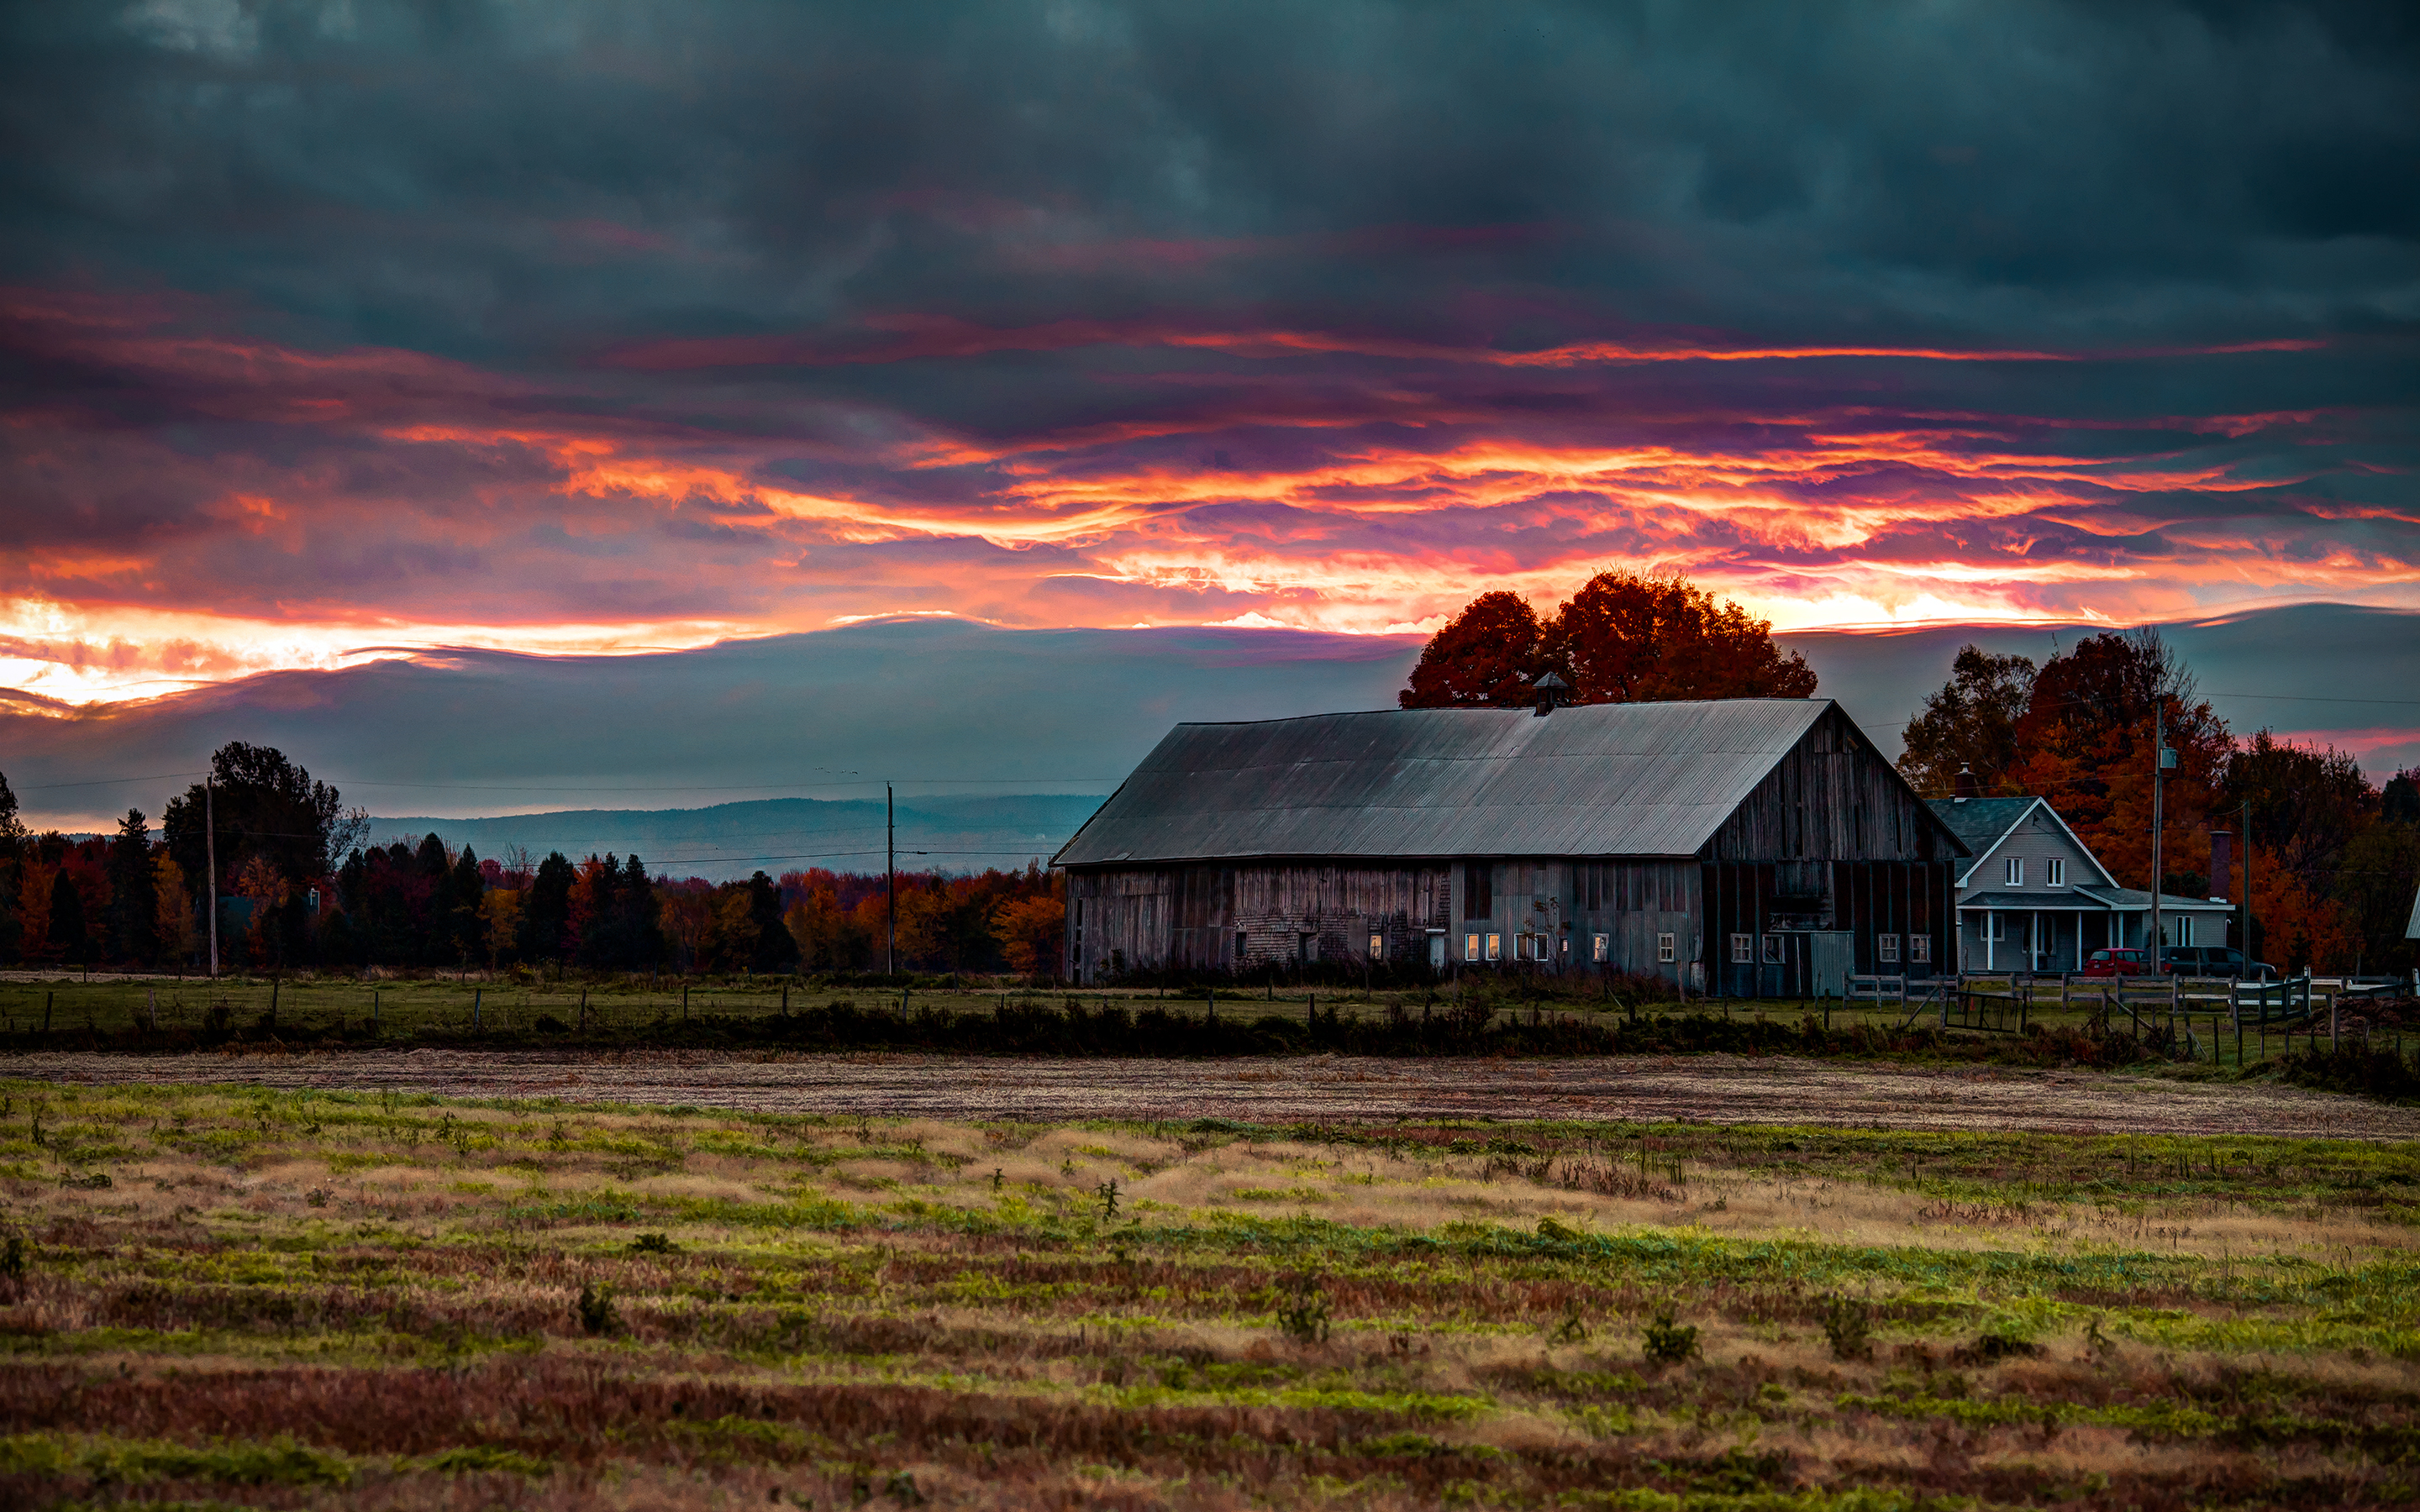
top-left (1697, 706), bottom-right (1959, 994)
top-left (1067, 864), bottom-right (1449, 982)
top-left (1703, 705), bottom-right (1948, 865)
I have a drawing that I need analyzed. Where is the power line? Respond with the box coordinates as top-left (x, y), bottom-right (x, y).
top-left (338, 777), bottom-right (1118, 792)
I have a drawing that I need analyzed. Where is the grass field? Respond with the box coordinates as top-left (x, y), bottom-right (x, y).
top-left (0, 970), bottom-right (2388, 1070)
top-left (5, 1082), bottom-right (2420, 1508)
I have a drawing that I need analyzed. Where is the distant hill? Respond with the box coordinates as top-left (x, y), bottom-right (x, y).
top-left (364, 794), bottom-right (1104, 881)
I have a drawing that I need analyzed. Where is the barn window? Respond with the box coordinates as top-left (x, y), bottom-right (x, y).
top-left (1878, 933), bottom-right (1900, 963)
top-left (1760, 935), bottom-right (1783, 964)
top-left (1907, 934), bottom-right (1931, 963)
top-left (1486, 932), bottom-right (1502, 961)
top-left (1297, 932), bottom-right (1318, 963)
top-left (1592, 933), bottom-right (1609, 963)
top-left (1368, 932), bottom-right (1384, 961)
top-left (1463, 862), bottom-right (1492, 921)
top-left (1729, 933), bottom-right (1753, 963)
top-left (1234, 930), bottom-right (1248, 961)
top-left (1465, 932), bottom-right (1481, 961)
top-left (1657, 932), bottom-right (1676, 963)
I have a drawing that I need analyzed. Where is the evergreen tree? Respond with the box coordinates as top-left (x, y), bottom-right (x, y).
top-left (107, 809), bottom-right (158, 965)
top-left (418, 834), bottom-right (453, 964)
top-left (522, 852), bottom-right (576, 963)
top-left (745, 871), bottom-right (797, 972)
top-left (48, 869), bottom-right (87, 966)
top-left (619, 854), bottom-right (661, 968)
top-left (450, 847), bottom-right (484, 963)
top-left (0, 769), bottom-right (23, 964)
top-left (576, 854), bottom-right (623, 967)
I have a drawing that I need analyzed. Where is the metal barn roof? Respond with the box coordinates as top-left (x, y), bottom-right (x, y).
top-left (1055, 699), bottom-right (1843, 866)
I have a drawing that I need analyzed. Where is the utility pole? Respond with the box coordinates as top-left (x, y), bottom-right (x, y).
top-left (886, 783), bottom-right (896, 975)
top-left (2150, 701), bottom-right (2169, 970)
top-left (2238, 798), bottom-right (2251, 969)
top-left (205, 776), bottom-right (218, 979)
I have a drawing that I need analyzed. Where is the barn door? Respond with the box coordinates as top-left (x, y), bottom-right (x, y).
top-left (1811, 932), bottom-right (1854, 999)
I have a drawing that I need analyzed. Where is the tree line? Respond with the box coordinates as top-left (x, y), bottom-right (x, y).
top-left (0, 743), bottom-right (1066, 976)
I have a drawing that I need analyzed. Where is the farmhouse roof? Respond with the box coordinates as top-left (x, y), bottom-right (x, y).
top-left (1926, 796), bottom-right (2037, 854)
top-left (1055, 698), bottom-right (1913, 866)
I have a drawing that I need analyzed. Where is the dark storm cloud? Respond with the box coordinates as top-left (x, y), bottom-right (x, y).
top-left (0, 0), bottom-right (2412, 708)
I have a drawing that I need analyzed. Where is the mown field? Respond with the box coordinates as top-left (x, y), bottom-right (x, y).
top-left (4, 1084), bottom-right (2420, 1508)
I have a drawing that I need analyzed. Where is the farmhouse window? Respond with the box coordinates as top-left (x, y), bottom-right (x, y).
top-left (1592, 933), bottom-right (1609, 963)
top-left (1878, 933), bottom-right (1900, 963)
top-left (2046, 858), bottom-right (2065, 887)
top-left (1368, 932), bottom-right (1383, 961)
top-left (1729, 933), bottom-right (1753, 964)
top-left (1657, 932), bottom-right (1676, 963)
top-left (2004, 857), bottom-right (2025, 886)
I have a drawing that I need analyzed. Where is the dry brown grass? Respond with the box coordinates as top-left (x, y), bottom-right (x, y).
top-left (2, 1082), bottom-right (2417, 1509)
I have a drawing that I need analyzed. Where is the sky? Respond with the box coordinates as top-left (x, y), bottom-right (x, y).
top-left (3, 610), bottom-right (2412, 850)
top-left (0, 0), bottom-right (2412, 711)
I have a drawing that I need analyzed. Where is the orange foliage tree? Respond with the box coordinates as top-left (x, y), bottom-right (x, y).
top-left (1400, 572), bottom-right (1813, 709)
top-left (2005, 630), bottom-right (2230, 896)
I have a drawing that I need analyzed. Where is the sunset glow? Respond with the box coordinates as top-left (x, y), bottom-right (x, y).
top-left (1, 3), bottom-right (2412, 714)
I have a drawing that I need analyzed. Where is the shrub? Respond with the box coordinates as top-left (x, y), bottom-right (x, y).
top-left (629, 1231), bottom-right (678, 1254)
top-left (1642, 1310), bottom-right (1700, 1363)
top-left (534, 1014), bottom-right (570, 1033)
top-left (1276, 1277), bottom-right (1332, 1344)
top-left (1820, 1296), bottom-right (1873, 1361)
top-left (576, 1282), bottom-right (618, 1336)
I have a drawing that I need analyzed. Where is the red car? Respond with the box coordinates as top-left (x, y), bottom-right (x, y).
top-left (2082, 947), bottom-right (2151, 977)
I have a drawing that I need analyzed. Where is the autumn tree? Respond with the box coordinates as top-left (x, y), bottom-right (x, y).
top-left (1897, 648), bottom-right (2036, 797)
top-left (1400, 573), bottom-right (1814, 709)
top-left (153, 853), bottom-right (196, 964)
top-left (1398, 591), bottom-right (1543, 707)
top-left (1544, 571), bottom-right (1816, 703)
top-left (106, 809), bottom-right (158, 965)
top-left (2225, 734), bottom-right (2375, 901)
top-left (991, 890), bottom-right (1066, 977)
top-left (2006, 629), bottom-right (2229, 895)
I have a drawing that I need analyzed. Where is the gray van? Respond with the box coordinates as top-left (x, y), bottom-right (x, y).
top-left (2159, 945), bottom-right (2275, 979)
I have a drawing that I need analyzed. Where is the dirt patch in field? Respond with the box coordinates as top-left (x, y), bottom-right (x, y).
top-left (5, 1049), bottom-right (2415, 1137)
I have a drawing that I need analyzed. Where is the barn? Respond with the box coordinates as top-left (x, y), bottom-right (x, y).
top-left (1052, 698), bottom-right (1971, 996)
